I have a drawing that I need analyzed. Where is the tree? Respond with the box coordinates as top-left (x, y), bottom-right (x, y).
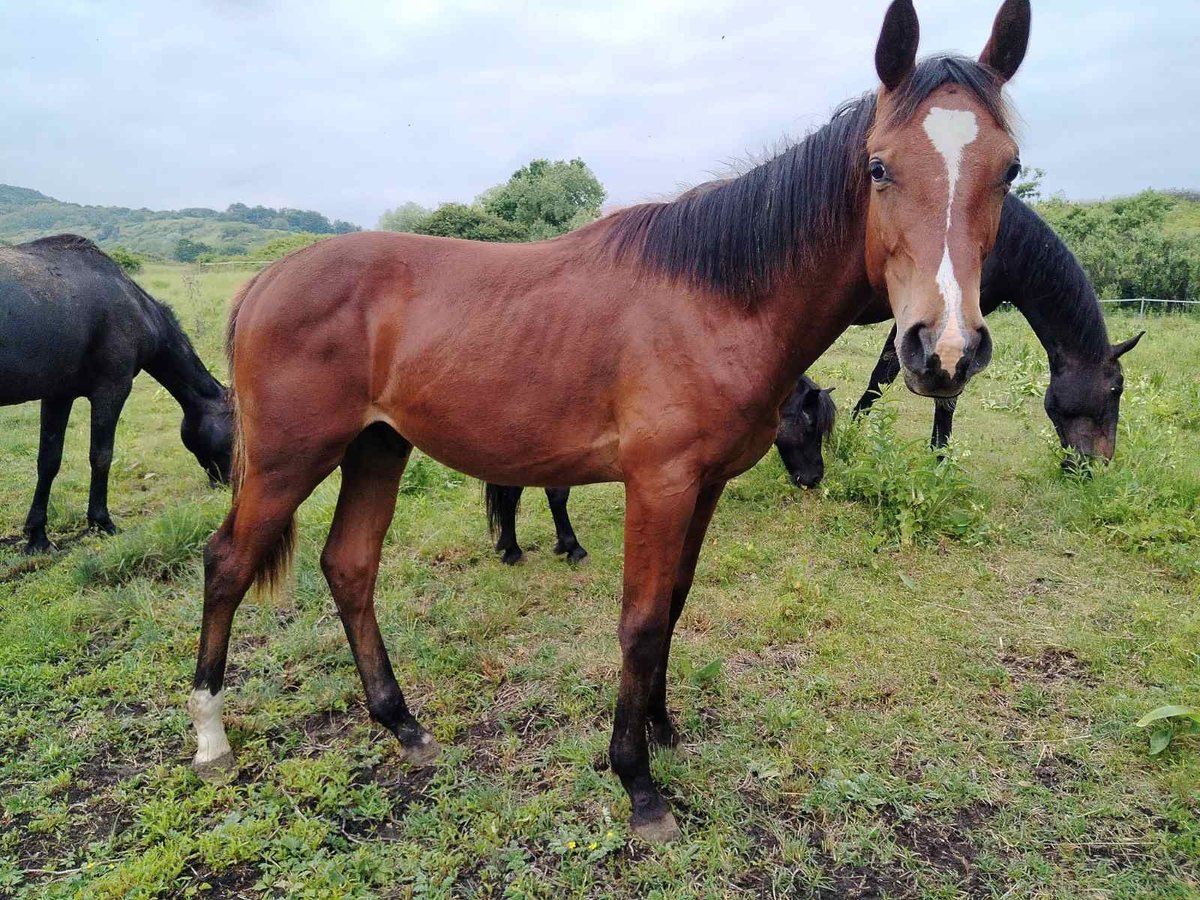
top-left (1012, 166), bottom-right (1045, 202)
top-left (378, 202), bottom-right (432, 233)
top-left (414, 203), bottom-right (526, 242)
top-left (481, 158), bottom-right (606, 239)
top-left (173, 238), bottom-right (212, 262)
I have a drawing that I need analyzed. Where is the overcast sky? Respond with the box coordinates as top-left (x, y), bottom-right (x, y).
top-left (2, 1), bottom-right (1196, 228)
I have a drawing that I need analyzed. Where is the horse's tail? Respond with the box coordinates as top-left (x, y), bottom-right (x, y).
top-left (226, 271), bottom-right (296, 596)
top-left (484, 484), bottom-right (521, 538)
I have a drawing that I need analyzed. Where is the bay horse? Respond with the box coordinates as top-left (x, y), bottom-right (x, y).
top-left (484, 376), bottom-right (836, 565)
top-left (189, 0), bottom-right (1031, 841)
top-left (0, 235), bottom-right (232, 554)
top-left (850, 193), bottom-right (1143, 457)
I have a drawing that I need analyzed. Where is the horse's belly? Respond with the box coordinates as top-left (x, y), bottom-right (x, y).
top-left (386, 406), bottom-right (621, 487)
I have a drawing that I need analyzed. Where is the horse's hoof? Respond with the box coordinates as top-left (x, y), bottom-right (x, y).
top-left (398, 730), bottom-right (441, 767)
top-left (565, 546), bottom-right (588, 565)
top-left (632, 810), bottom-right (681, 844)
top-left (192, 751), bottom-right (236, 784)
top-left (88, 519), bottom-right (119, 536)
top-left (499, 549), bottom-right (524, 566)
top-left (22, 538), bottom-right (54, 555)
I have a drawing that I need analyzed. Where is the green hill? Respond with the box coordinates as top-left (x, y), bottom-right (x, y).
top-left (0, 184), bottom-right (360, 259)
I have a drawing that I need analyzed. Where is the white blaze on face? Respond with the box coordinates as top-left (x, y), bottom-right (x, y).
top-left (922, 107), bottom-right (979, 363)
top-left (188, 687), bottom-right (232, 765)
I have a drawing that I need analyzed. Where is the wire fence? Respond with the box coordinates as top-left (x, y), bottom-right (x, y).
top-left (1099, 298), bottom-right (1200, 316)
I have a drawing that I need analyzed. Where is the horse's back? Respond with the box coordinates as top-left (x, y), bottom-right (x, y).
top-left (229, 230), bottom-right (636, 484)
top-left (0, 238), bottom-right (145, 404)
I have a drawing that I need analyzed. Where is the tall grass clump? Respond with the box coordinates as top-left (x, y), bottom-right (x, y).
top-left (74, 503), bottom-right (222, 586)
top-left (822, 396), bottom-right (990, 547)
top-left (1052, 372), bottom-right (1200, 578)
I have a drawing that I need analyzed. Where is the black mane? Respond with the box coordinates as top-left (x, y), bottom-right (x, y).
top-left (987, 195), bottom-right (1111, 362)
top-left (605, 55), bottom-right (1011, 302)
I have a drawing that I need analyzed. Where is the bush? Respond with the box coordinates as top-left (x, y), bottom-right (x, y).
top-left (414, 203), bottom-right (526, 242)
top-left (822, 396), bottom-right (990, 547)
top-left (1036, 190), bottom-right (1200, 304)
top-left (106, 246), bottom-right (144, 274)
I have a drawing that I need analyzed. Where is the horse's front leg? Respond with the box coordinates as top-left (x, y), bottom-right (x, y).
top-left (852, 323), bottom-right (901, 417)
top-left (646, 481), bottom-right (725, 749)
top-left (931, 396), bottom-right (958, 450)
top-left (23, 397), bottom-right (74, 554)
top-left (85, 379), bottom-right (133, 535)
top-left (610, 476), bottom-right (703, 843)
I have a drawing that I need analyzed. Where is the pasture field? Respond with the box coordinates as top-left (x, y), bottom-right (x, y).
top-left (1, 262), bottom-right (1198, 899)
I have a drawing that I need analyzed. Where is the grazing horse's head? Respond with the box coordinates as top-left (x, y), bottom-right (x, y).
top-left (776, 379), bottom-right (837, 489)
top-left (866, 0), bottom-right (1030, 399)
top-left (182, 387), bottom-right (234, 486)
top-left (1047, 333), bottom-right (1143, 467)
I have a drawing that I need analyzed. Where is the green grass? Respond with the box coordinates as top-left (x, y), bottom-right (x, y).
top-left (1, 264), bottom-right (1197, 898)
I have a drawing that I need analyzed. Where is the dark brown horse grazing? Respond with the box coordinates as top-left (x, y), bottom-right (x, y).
top-left (1, 235), bottom-right (232, 553)
top-left (189, 0), bottom-right (1031, 841)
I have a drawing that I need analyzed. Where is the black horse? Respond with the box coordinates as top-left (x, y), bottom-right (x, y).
top-left (484, 376), bottom-right (837, 565)
top-left (851, 194), bottom-right (1142, 457)
top-left (1, 235), bottom-right (233, 553)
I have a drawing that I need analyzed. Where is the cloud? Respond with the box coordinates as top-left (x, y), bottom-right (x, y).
top-left (0, 0), bottom-right (1193, 227)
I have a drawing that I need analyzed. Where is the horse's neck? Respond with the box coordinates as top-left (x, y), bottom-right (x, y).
top-left (1002, 239), bottom-right (1109, 366)
top-left (142, 304), bottom-right (223, 413)
top-left (758, 234), bottom-right (874, 401)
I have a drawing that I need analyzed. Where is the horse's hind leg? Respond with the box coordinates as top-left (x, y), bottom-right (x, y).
top-left (190, 456), bottom-right (337, 775)
top-left (85, 379), bottom-right (133, 535)
top-left (320, 423), bottom-right (438, 765)
top-left (23, 397), bottom-right (73, 554)
top-left (547, 488), bottom-right (587, 563)
top-left (852, 324), bottom-right (901, 418)
top-left (489, 485), bottom-right (525, 565)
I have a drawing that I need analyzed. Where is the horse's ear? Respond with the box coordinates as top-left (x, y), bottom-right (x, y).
top-left (979, 0), bottom-right (1031, 84)
top-left (875, 0), bottom-right (920, 92)
top-left (1110, 331), bottom-right (1145, 360)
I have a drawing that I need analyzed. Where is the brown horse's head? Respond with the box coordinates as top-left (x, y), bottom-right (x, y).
top-left (866, 0), bottom-right (1030, 398)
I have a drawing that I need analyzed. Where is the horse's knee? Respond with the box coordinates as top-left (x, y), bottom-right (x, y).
top-left (320, 549), bottom-right (373, 603)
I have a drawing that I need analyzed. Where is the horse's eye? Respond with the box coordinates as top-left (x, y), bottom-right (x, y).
top-left (868, 158), bottom-right (889, 184)
top-left (1004, 162), bottom-right (1022, 185)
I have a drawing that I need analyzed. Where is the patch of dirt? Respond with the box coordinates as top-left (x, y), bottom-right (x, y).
top-left (1001, 647), bottom-right (1092, 683)
top-left (727, 643), bottom-right (811, 676)
top-left (1032, 751), bottom-right (1088, 788)
top-left (345, 763), bottom-right (435, 841)
top-left (817, 862), bottom-right (919, 899)
top-left (8, 760), bottom-right (136, 886)
top-left (888, 802), bottom-right (994, 885)
top-left (185, 862), bottom-right (261, 899)
top-left (294, 708), bottom-right (358, 755)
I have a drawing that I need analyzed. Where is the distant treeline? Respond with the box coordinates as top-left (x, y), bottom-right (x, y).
top-left (3, 170), bottom-right (1198, 304)
top-left (0, 183), bottom-right (359, 260)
